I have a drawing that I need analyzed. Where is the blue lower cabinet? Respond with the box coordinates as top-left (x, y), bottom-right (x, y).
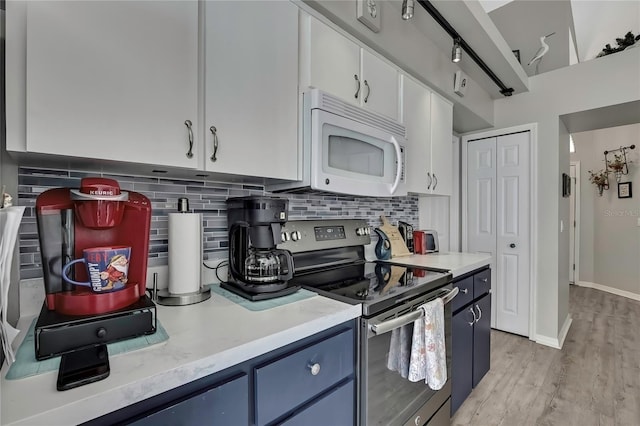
top-left (472, 294), bottom-right (491, 388)
top-left (254, 328), bottom-right (354, 426)
top-left (280, 379), bottom-right (354, 426)
top-left (451, 308), bottom-right (474, 414)
top-left (130, 374), bottom-right (249, 426)
top-left (450, 267), bottom-right (491, 416)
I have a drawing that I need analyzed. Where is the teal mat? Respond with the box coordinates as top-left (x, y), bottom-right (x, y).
top-left (6, 318), bottom-right (169, 380)
top-left (210, 284), bottom-right (316, 311)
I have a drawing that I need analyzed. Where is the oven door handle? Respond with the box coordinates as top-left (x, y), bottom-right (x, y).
top-left (369, 287), bottom-right (459, 335)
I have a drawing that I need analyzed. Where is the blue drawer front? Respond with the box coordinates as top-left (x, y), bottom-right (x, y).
top-left (130, 373), bottom-right (249, 426)
top-left (255, 328), bottom-right (354, 426)
top-left (280, 379), bottom-right (355, 426)
top-left (451, 276), bottom-right (473, 312)
top-left (473, 268), bottom-right (491, 299)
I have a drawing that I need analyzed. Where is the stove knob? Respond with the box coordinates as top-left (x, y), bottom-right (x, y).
top-left (356, 228), bottom-right (364, 236)
top-left (96, 327), bottom-right (107, 339)
top-left (281, 232), bottom-right (290, 242)
top-left (291, 231), bottom-right (301, 241)
top-left (365, 227), bottom-right (371, 235)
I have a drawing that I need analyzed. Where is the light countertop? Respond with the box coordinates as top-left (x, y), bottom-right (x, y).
top-left (383, 252), bottom-right (492, 278)
top-left (1, 290), bottom-right (361, 426)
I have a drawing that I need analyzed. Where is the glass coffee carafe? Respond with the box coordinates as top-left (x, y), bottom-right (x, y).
top-left (244, 248), bottom-right (293, 283)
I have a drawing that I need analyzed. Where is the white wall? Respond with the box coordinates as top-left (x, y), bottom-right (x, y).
top-left (571, 124), bottom-right (640, 296)
top-left (493, 48), bottom-right (640, 342)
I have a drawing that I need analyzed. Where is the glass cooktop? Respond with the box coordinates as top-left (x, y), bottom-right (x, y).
top-left (290, 261), bottom-right (450, 317)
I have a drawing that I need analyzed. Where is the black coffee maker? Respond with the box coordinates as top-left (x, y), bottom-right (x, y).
top-left (224, 196), bottom-right (298, 300)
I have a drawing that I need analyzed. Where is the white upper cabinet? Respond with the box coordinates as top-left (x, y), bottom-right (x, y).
top-left (401, 75), bottom-right (453, 196)
top-left (204, 1), bottom-right (299, 180)
top-left (23, 1), bottom-right (199, 168)
top-left (402, 76), bottom-right (432, 194)
top-left (430, 93), bottom-right (454, 196)
top-left (301, 14), bottom-right (400, 121)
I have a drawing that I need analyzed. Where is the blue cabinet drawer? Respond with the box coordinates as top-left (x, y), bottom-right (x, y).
top-left (473, 268), bottom-right (491, 299)
top-left (280, 379), bottom-right (355, 426)
top-left (255, 328), bottom-right (354, 426)
top-left (451, 276), bottom-right (473, 312)
top-left (129, 373), bottom-right (249, 426)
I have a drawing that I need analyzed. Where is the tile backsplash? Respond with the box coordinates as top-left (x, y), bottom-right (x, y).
top-left (18, 167), bottom-right (419, 279)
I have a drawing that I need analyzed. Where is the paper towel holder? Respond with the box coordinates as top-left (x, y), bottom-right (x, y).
top-left (156, 198), bottom-right (212, 306)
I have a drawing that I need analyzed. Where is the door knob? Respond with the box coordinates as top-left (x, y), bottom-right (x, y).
top-left (509, 243), bottom-right (516, 248)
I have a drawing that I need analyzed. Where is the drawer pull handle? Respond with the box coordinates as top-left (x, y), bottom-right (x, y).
top-left (460, 288), bottom-right (468, 294)
top-left (481, 278), bottom-right (488, 283)
top-left (307, 362), bottom-right (321, 376)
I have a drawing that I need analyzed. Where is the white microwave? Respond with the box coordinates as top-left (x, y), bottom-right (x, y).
top-left (269, 89), bottom-right (407, 197)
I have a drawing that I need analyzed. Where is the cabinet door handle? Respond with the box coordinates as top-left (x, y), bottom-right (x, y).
top-left (468, 307), bottom-right (477, 326)
top-left (354, 74), bottom-right (361, 99)
top-left (210, 126), bottom-right (218, 162)
top-left (432, 174), bottom-right (438, 190)
top-left (509, 243), bottom-right (516, 248)
top-left (307, 362), bottom-right (321, 376)
top-left (184, 120), bottom-right (194, 159)
top-left (481, 278), bottom-right (488, 283)
top-left (475, 304), bottom-right (482, 323)
top-left (427, 172), bottom-right (432, 190)
top-left (364, 80), bottom-right (370, 103)
top-left (460, 288), bottom-right (468, 294)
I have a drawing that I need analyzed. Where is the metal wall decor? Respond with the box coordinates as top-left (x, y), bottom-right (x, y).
top-left (604, 144), bottom-right (635, 182)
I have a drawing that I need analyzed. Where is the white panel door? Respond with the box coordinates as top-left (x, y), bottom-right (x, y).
top-left (495, 132), bottom-right (530, 336)
top-left (25, 1), bottom-right (199, 168)
top-left (430, 94), bottom-right (453, 196)
top-left (361, 50), bottom-right (399, 120)
top-left (467, 137), bottom-right (497, 279)
top-left (306, 15), bottom-right (360, 106)
top-left (401, 75), bottom-right (432, 194)
top-left (204, 1), bottom-right (299, 180)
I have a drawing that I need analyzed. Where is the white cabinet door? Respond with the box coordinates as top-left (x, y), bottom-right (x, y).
top-left (430, 94), bottom-right (453, 196)
top-left (401, 75), bottom-right (432, 194)
top-left (361, 50), bottom-right (399, 120)
top-left (204, 1), bottom-right (299, 180)
top-left (305, 15), bottom-right (361, 106)
top-left (25, 1), bottom-right (199, 168)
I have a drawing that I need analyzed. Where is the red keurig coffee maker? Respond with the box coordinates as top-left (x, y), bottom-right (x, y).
top-left (34, 178), bottom-right (157, 385)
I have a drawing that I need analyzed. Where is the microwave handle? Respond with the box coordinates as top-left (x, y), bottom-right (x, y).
top-left (389, 138), bottom-right (402, 194)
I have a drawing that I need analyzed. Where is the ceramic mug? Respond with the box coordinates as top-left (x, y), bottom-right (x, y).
top-left (62, 246), bottom-right (131, 293)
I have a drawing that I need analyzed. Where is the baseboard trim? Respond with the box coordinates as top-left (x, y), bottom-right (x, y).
top-left (534, 315), bottom-right (572, 350)
top-left (557, 314), bottom-right (572, 349)
top-left (575, 281), bottom-right (640, 302)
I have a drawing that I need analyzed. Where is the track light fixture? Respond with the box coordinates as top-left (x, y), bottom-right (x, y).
top-left (452, 38), bottom-right (462, 63)
top-left (402, 0), bottom-right (414, 20)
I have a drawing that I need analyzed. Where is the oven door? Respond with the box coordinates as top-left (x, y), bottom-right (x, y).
top-left (360, 285), bottom-right (456, 426)
top-left (310, 109), bottom-right (406, 197)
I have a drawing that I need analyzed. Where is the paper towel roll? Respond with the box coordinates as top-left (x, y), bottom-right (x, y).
top-left (168, 213), bottom-right (202, 295)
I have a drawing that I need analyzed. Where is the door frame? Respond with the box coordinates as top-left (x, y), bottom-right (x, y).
top-left (461, 122), bottom-right (538, 340)
top-left (570, 161), bottom-right (581, 284)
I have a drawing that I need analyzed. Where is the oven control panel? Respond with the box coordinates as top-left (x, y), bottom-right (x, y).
top-left (279, 219), bottom-right (371, 253)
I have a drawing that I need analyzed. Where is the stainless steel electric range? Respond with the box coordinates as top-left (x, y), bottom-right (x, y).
top-left (279, 219), bottom-right (457, 426)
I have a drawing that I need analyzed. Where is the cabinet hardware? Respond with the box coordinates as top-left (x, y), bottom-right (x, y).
top-left (354, 74), bottom-right (361, 99)
top-left (184, 120), bottom-right (194, 159)
top-left (481, 277), bottom-right (488, 283)
top-left (307, 362), bottom-right (321, 376)
top-left (475, 304), bottom-right (482, 323)
top-left (427, 172), bottom-right (432, 190)
top-left (432, 173), bottom-right (438, 190)
top-left (509, 243), bottom-right (516, 248)
top-left (468, 306), bottom-right (477, 326)
top-left (460, 288), bottom-right (468, 294)
top-left (364, 80), bottom-right (370, 103)
top-left (210, 126), bottom-right (218, 162)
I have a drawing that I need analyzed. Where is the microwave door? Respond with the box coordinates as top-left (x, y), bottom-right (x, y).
top-left (310, 109), bottom-right (405, 197)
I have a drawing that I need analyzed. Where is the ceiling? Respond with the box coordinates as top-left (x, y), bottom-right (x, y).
top-left (479, 0), bottom-right (640, 76)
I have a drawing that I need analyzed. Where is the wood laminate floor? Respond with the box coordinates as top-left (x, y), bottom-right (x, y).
top-left (451, 285), bottom-right (640, 426)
